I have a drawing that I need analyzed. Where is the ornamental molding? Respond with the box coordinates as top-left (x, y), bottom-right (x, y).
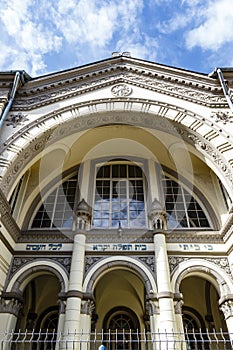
top-left (0, 188), bottom-right (20, 240)
top-left (1, 101), bottom-right (233, 196)
top-left (17, 232), bottom-right (72, 243)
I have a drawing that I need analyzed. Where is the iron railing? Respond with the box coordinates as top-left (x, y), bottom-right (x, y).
top-left (0, 329), bottom-right (232, 350)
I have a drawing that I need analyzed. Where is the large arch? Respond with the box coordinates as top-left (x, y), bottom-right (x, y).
top-left (1, 99), bottom-right (233, 199)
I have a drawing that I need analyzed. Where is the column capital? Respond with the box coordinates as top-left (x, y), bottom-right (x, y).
top-left (0, 297), bottom-right (23, 316)
top-left (146, 300), bottom-right (160, 316)
top-left (174, 299), bottom-right (184, 315)
top-left (219, 299), bottom-right (233, 320)
top-left (81, 299), bottom-right (95, 316)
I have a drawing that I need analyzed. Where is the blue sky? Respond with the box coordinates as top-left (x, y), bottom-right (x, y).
top-left (0, 0), bottom-right (233, 77)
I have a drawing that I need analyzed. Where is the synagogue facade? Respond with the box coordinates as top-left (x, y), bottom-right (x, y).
top-left (0, 53), bottom-right (233, 345)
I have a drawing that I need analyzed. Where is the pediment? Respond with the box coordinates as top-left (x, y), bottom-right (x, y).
top-left (12, 57), bottom-right (226, 111)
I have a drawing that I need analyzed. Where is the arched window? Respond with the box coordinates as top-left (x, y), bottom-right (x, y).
top-left (162, 175), bottom-right (211, 229)
top-left (93, 162), bottom-right (147, 228)
top-left (31, 175), bottom-right (78, 229)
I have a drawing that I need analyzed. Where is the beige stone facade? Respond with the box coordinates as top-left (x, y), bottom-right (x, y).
top-left (1, 54), bottom-right (233, 343)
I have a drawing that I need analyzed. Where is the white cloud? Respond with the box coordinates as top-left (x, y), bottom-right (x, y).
top-left (0, 0), bottom-right (63, 75)
top-left (53, 0), bottom-right (144, 47)
top-left (186, 0), bottom-right (233, 50)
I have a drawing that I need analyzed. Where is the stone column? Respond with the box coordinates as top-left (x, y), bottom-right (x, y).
top-left (219, 299), bottom-right (233, 344)
top-left (62, 199), bottom-right (91, 348)
top-left (149, 199), bottom-right (176, 349)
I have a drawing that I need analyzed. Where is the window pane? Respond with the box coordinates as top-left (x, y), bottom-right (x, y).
top-left (93, 163), bottom-right (146, 228)
top-left (31, 175), bottom-right (78, 229)
top-left (162, 175), bottom-right (210, 229)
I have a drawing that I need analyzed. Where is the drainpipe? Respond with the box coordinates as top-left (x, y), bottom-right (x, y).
top-left (0, 71), bottom-right (23, 130)
top-left (211, 68), bottom-right (233, 113)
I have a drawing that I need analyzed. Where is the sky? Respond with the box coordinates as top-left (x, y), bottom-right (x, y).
top-left (0, 0), bottom-right (233, 77)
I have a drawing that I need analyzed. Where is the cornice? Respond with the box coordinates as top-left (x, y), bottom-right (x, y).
top-left (12, 67), bottom-right (226, 111)
top-left (15, 229), bottom-right (223, 244)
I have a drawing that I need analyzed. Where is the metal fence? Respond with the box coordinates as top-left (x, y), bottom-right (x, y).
top-left (0, 329), bottom-right (232, 350)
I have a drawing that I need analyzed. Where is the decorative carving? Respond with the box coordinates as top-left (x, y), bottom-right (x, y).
top-left (168, 256), bottom-right (189, 273)
top-left (137, 256), bottom-right (155, 273)
top-left (53, 257), bottom-right (72, 273)
top-left (205, 257), bottom-right (232, 277)
top-left (85, 256), bottom-right (104, 274)
top-left (81, 299), bottom-right (95, 316)
top-left (11, 257), bottom-right (34, 274)
top-left (6, 113), bottom-right (29, 127)
top-left (211, 111), bottom-right (232, 124)
top-left (111, 84), bottom-right (132, 97)
top-left (219, 300), bottom-right (233, 320)
top-left (0, 298), bottom-right (22, 316)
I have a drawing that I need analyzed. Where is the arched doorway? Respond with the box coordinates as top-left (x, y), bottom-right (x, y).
top-left (180, 276), bottom-right (226, 332)
top-left (16, 274), bottom-right (60, 332)
top-left (93, 268), bottom-right (146, 332)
